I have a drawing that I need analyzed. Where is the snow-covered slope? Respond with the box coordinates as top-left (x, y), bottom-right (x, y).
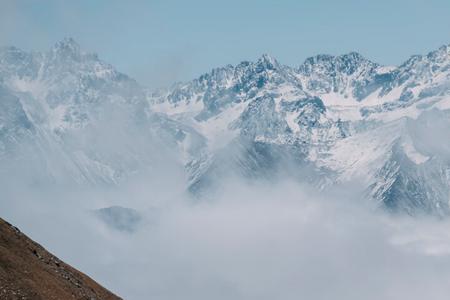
top-left (150, 44), bottom-right (450, 215)
top-left (0, 38), bottom-right (205, 185)
top-left (1, 39), bottom-right (450, 215)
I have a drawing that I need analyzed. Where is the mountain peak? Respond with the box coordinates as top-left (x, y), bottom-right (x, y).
top-left (427, 44), bottom-right (450, 60)
top-left (302, 51), bottom-right (372, 66)
top-left (51, 37), bottom-right (82, 59)
top-left (338, 51), bottom-right (368, 62)
top-left (299, 51), bottom-right (377, 77)
top-left (54, 37), bottom-right (80, 51)
top-left (342, 51), bottom-right (363, 58)
top-left (256, 53), bottom-right (280, 70)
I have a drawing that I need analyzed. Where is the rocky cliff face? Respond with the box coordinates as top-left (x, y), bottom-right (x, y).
top-left (152, 44), bottom-right (450, 215)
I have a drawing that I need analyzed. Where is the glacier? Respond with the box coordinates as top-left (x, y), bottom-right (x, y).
top-left (1, 38), bottom-right (450, 215)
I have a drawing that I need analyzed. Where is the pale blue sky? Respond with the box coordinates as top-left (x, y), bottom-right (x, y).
top-left (1, 0), bottom-right (450, 88)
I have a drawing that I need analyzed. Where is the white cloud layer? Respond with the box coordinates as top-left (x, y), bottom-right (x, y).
top-left (3, 178), bottom-right (450, 300)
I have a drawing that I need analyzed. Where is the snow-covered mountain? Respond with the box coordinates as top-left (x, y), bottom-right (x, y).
top-left (150, 44), bottom-right (450, 215)
top-left (1, 39), bottom-right (450, 215)
top-left (0, 38), bottom-right (203, 185)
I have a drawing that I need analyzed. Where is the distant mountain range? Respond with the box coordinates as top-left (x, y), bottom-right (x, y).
top-left (1, 38), bottom-right (450, 215)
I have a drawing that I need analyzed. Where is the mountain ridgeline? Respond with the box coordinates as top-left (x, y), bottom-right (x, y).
top-left (1, 38), bottom-right (450, 215)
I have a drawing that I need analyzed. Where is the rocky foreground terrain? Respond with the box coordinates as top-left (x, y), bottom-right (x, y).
top-left (0, 217), bottom-right (121, 300)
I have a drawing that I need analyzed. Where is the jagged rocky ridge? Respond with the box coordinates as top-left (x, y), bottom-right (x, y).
top-left (1, 38), bottom-right (450, 215)
top-left (0, 38), bottom-right (202, 185)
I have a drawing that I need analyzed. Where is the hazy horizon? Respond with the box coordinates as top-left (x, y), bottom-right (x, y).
top-left (2, 0), bottom-right (450, 88)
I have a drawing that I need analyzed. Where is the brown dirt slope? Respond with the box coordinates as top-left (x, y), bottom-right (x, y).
top-left (0, 217), bottom-right (122, 300)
